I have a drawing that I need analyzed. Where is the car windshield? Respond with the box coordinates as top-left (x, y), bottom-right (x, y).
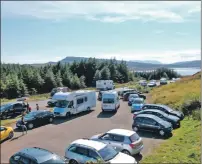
top-left (98, 145), bottom-right (118, 161)
top-left (55, 100), bottom-right (69, 108)
top-left (0, 104), bottom-right (12, 112)
top-left (42, 155), bottom-right (65, 163)
top-left (130, 95), bottom-right (138, 99)
top-left (24, 112), bottom-right (38, 119)
top-left (161, 105), bottom-right (173, 112)
top-left (103, 98), bottom-right (114, 104)
top-left (133, 99), bottom-right (143, 104)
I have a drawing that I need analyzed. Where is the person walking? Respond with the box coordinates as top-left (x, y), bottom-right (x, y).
top-left (21, 115), bottom-right (27, 135)
top-left (36, 104), bottom-right (39, 111)
top-left (27, 102), bottom-right (30, 113)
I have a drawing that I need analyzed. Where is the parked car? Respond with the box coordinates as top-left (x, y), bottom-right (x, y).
top-left (123, 92), bottom-right (146, 101)
top-left (120, 89), bottom-right (136, 97)
top-left (128, 94), bottom-right (139, 106)
top-left (0, 102), bottom-right (27, 120)
top-left (132, 114), bottom-right (173, 137)
top-left (16, 110), bottom-right (55, 130)
top-left (133, 109), bottom-right (181, 128)
top-left (90, 129), bottom-right (143, 156)
top-left (65, 139), bottom-right (137, 164)
top-left (50, 87), bottom-right (70, 97)
top-left (147, 81), bottom-right (157, 87)
top-left (9, 147), bottom-right (67, 164)
top-left (47, 99), bottom-right (57, 107)
top-left (160, 78), bottom-right (167, 85)
top-left (142, 104), bottom-right (184, 120)
top-left (0, 126), bottom-right (14, 142)
top-left (139, 80), bottom-right (147, 87)
top-left (131, 98), bottom-right (144, 113)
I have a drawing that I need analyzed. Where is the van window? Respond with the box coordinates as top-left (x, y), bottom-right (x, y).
top-left (84, 97), bottom-right (88, 102)
top-left (77, 98), bottom-right (84, 105)
top-left (103, 98), bottom-right (114, 104)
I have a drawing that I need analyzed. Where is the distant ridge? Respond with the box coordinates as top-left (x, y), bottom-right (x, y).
top-left (29, 56), bottom-right (201, 71)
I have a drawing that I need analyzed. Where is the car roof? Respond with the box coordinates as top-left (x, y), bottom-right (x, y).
top-left (139, 109), bottom-right (165, 115)
top-left (71, 139), bottom-right (106, 151)
top-left (107, 129), bottom-right (134, 137)
top-left (133, 98), bottom-right (144, 101)
top-left (144, 104), bottom-right (169, 109)
top-left (136, 114), bottom-right (163, 122)
top-left (17, 147), bottom-right (55, 163)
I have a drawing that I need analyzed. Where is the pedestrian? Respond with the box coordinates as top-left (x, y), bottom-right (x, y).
top-left (21, 115), bottom-right (27, 135)
top-left (36, 104), bottom-right (39, 111)
top-left (27, 102), bottom-right (30, 113)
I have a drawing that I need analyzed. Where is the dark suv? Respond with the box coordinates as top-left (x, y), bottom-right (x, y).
top-left (132, 114), bottom-right (173, 137)
top-left (133, 109), bottom-right (181, 129)
top-left (9, 147), bottom-right (67, 164)
top-left (142, 104), bottom-right (184, 120)
top-left (0, 102), bottom-right (27, 120)
top-left (123, 92), bottom-right (146, 101)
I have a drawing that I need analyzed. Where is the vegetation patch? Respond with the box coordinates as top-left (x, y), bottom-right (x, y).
top-left (141, 72), bottom-right (201, 163)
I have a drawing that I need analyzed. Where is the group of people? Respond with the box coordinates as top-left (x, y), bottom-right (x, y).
top-left (21, 103), bottom-right (40, 135)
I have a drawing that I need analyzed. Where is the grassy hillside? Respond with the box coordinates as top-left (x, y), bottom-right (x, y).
top-left (141, 72), bottom-right (201, 163)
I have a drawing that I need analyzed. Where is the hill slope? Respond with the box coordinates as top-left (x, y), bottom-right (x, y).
top-left (141, 72), bottom-right (200, 163)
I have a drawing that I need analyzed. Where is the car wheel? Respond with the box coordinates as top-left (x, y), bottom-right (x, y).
top-left (159, 130), bottom-right (165, 136)
top-left (133, 126), bottom-right (138, 132)
top-left (66, 112), bottom-right (70, 118)
top-left (87, 107), bottom-right (91, 111)
top-left (122, 150), bottom-right (131, 155)
top-left (28, 123), bottom-right (34, 129)
top-left (49, 117), bottom-right (53, 123)
top-left (69, 159), bottom-right (78, 164)
top-left (8, 131), bottom-right (14, 139)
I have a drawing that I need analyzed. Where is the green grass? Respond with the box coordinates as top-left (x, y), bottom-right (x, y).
top-left (141, 118), bottom-right (200, 163)
top-left (1, 115), bottom-right (22, 126)
top-left (141, 72), bottom-right (201, 163)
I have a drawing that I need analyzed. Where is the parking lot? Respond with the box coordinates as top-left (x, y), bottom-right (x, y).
top-left (1, 92), bottom-right (165, 163)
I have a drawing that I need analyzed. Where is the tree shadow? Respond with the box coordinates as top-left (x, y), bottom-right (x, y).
top-left (136, 131), bottom-right (173, 140)
top-left (97, 111), bottom-right (116, 118)
top-left (52, 110), bottom-right (94, 125)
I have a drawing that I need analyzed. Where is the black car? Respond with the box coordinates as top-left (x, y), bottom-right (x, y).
top-left (142, 104), bottom-right (184, 120)
top-left (123, 92), bottom-right (146, 101)
top-left (47, 99), bottom-right (57, 107)
top-left (0, 102), bottom-right (27, 120)
top-left (133, 109), bottom-right (181, 128)
top-left (16, 110), bottom-right (55, 130)
top-left (120, 89), bottom-right (135, 97)
top-left (132, 114), bottom-right (173, 137)
top-left (9, 147), bottom-right (67, 164)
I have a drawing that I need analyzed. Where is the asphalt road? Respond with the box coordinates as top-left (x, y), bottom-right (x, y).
top-left (1, 91), bottom-right (165, 163)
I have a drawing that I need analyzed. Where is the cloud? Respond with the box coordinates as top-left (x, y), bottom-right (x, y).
top-left (1, 1), bottom-right (201, 23)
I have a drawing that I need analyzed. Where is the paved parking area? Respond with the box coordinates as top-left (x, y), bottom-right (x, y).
top-left (1, 94), bottom-right (165, 163)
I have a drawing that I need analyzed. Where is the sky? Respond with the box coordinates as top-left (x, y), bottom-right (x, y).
top-left (1, 1), bottom-right (201, 64)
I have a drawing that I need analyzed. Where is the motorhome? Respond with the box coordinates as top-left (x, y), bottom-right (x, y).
top-left (101, 90), bottom-right (120, 112)
top-left (53, 90), bottom-right (96, 117)
top-left (96, 80), bottom-right (114, 91)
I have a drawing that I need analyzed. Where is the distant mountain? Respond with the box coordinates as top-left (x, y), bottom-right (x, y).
top-left (131, 60), bottom-right (162, 64)
top-left (30, 56), bottom-right (200, 71)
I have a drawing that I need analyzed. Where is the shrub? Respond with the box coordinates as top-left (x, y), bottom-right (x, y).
top-left (192, 109), bottom-right (201, 121)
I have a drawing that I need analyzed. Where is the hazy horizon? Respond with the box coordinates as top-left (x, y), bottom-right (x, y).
top-left (1, 1), bottom-right (201, 64)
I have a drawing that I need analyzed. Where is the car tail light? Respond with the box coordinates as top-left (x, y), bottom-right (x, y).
top-left (133, 114), bottom-right (136, 119)
top-left (129, 143), bottom-right (136, 149)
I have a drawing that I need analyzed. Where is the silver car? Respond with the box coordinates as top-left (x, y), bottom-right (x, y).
top-left (65, 139), bottom-right (137, 164)
top-left (90, 129), bottom-right (143, 156)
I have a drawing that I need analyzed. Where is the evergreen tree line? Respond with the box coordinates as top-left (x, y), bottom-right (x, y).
top-left (134, 68), bottom-right (181, 80)
top-left (1, 58), bottom-right (134, 99)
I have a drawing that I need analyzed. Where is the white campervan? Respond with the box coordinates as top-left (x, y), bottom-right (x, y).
top-left (101, 90), bottom-right (120, 112)
top-left (96, 80), bottom-right (114, 91)
top-left (53, 90), bottom-right (96, 117)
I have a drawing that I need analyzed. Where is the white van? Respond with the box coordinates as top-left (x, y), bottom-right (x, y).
top-left (102, 90), bottom-right (120, 112)
top-left (53, 90), bottom-right (96, 117)
top-left (96, 80), bottom-right (114, 91)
